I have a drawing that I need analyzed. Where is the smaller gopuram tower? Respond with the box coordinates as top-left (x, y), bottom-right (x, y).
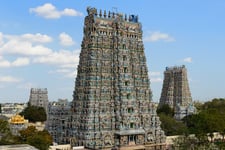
top-left (29, 88), bottom-right (49, 112)
top-left (159, 65), bottom-right (193, 112)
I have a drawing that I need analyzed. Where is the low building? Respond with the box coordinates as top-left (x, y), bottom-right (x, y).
top-left (28, 121), bottom-right (45, 131)
top-left (0, 144), bottom-right (38, 150)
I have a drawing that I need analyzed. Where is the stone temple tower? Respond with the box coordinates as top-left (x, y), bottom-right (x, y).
top-left (29, 88), bottom-right (48, 112)
top-left (159, 65), bottom-right (195, 119)
top-left (72, 7), bottom-right (165, 149)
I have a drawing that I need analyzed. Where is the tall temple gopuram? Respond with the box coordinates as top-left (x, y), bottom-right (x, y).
top-left (159, 65), bottom-right (195, 120)
top-left (72, 7), bottom-right (166, 150)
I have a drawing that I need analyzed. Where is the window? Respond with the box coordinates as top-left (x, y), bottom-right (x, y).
top-left (123, 55), bottom-right (127, 61)
top-left (127, 93), bottom-right (131, 99)
top-left (123, 44), bottom-right (126, 49)
top-left (124, 67), bottom-right (128, 73)
top-left (128, 107), bottom-right (134, 113)
top-left (130, 123), bottom-right (134, 128)
top-left (129, 135), bottom-right (135, 142)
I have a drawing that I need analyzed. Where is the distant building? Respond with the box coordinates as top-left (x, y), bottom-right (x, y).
top-left (28, 121), bottom-right (45, 131)
top-left (46, 99), bottom-right (72, 144)
top-left (159, 65), bottom-right (196, 119)
top-left (8, 114), bottom-right (28, 135)
top-left (0, 103), bottom-right (27, 118)
top-left (71, 7), bottom-right (166, 149)
top-left (29, 88), bottom-right (48, 112)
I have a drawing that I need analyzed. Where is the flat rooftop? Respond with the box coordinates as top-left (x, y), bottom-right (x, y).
top-left (0, 144), bottom-right (38, 150)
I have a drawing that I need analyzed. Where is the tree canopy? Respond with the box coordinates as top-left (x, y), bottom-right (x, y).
top-left (18, 126), bottom-right (52, 150)
top-left (0, 120), bottom-right (52, 149)
top-left (157, 104), bottom-right (174, 117)
top-left (0, 119), bottom-right (18, 145)
top-left (180, 98), bottom-right (225, 149)
top-left (184, 98), bottom-right (225, 136)
top-left (158, 99), bottom-right (225, 140)
top-left (158, 113), bottom-right (188, 136)
top-left (20, 105), bottom-right (47, 122)
top-left (157, 104), bottom-right (187, 136)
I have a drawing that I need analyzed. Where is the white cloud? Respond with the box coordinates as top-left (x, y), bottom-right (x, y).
top-left (150, 71), bottom-right (161, 76)
top-left (0, 33), bottom-right (53, 56)
top-left (29, 3), bottom-right (83, 19)
top-left (0, 76), bottom-right (21, 83)
top-left (64, 70), bottom-right (76, 78)
top-left (149, 71), bottom-right (163, 83)
top-left (55, 69), bottom-right (72, 73)
top-left (0, 32), bottom-right (4, 45)
top-left (4, 33), bottom-right (52, 44)
top-left (12, 57), bottom-right (30, 67)
top-left (0, 59), bottom-right (11, 68)
top-left (17, 82), bottom-right (36, 89)
top-left (59, 32), bottom-right (75, 46)
top-left (49, 68), bottom-right (76, 78)
top-left (62, 8), bottom-right (82, 16)
top-left (59, 64), bottom-right (76, 68)
top-left (150, 77), bottom-right (163, 83)
top-left (0, 57), bottom-right (30, 68)
top-left (0, 40), bottom-right (52, 56)
top-left (33, 49), bottom-right (80, 67)
top-left (0, 32), bottom-right (80, 78)
top-left (144, 31), bottom-right (175, 42)
top-left (21, 33), bottom-right (52, 43)
top-left (49, 68), bottom-right (71, 74)
top-left (40, 49), bottom-right (80, 78)
top-left (183, 57), bottom-right (192, 63)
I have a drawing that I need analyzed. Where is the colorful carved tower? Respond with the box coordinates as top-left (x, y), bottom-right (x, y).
top-left (159, 65), bottom-right (194, 119)
top-left (72, 7), bottom-right (165, 149)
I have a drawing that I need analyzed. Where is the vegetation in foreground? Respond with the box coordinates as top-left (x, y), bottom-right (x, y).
top-left (1, 98), bottom-right (225, 149)
top-left (158, 98), bottom-right (225, 149)
top-left (0, 103), bottom-right (51, 150)
top-left (0, 121), bottom-right (52, 150)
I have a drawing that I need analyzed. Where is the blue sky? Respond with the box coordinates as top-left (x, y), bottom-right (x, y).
top-left (1, 1), bottom-right (225, 103)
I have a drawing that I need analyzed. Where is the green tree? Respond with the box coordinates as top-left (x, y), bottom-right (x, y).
top-left (0, 119), bottom-right (16, 145)
top-left (157, 104), bottom-right (187, 136)
top-left (183, 98), bottom-right (225, 150)
top-left (158, 113), bottom-right (188, 136)
top-left (20, 105), bottom-right (47, 122)
top-left (184, 98), bottom-right (225, 136)
top-left (26, 130), bottom-right (52, 150)
top-left (19, 126), bottom-right (37, 142)
top-left (157, 104), bottom-right (174, 117)
top-left (18, 126), bottom-right (52, 150)
top-left (193, 101), bottom-right (203, 113)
